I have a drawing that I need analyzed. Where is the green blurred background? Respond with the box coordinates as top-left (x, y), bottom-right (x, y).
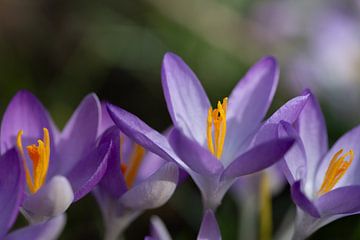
top-left (3, 0), bottom-right (360, 239)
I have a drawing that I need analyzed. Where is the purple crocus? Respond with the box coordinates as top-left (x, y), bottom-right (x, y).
top-left (0, 148), bottom-right (65, 240)
top-left (279, 90), bottom-right (360, 239)
top-left (145, 210), bottom-right (221, 240)
top-left (107, 52), bottom-right (299, 210)
top-left (0, 90), bottom-right (111, 223)
top-left (94, 105), bottom-right (179, 240)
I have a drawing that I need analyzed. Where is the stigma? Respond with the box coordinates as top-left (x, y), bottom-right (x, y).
top-left (318, 148), bottom-right (354, 196)
top-left (207, 97), bottom-right (228, 159)
top-left (119, 135), bottom-right (145, 188)
top-left (16, 128), bottom-right (50, 194)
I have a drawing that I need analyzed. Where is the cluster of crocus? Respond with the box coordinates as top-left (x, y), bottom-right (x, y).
top-left (0, 52), bottom-right (358, 240)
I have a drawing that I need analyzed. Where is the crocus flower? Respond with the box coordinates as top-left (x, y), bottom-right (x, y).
top-left (0, 148), bottom-right (65, 240)
top-left (94, 105), bottom-right (179, 240)
top-left (0, 90), bottom-right (111, 223)
top-left (107, 52), bottom-right (299, 210)
top-left (145, 210), bottom-right (221, 240)
top-left (278, 91), bottom-right (360, 239)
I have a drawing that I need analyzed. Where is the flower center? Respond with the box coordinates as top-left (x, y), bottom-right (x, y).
top-left (206, 97), bottom-right (228, 159)
top-left (120, 135), bottom-right (145, 188)
top-left (16, 128), bottom-right (50, 194)
top-left (318, 148), bottom-right (354, 196)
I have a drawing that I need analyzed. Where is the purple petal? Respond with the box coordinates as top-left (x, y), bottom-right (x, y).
top-left (315, 124), bottom-right (360, 190)
top-left (0, 149), bottom-right (24, 238)
top-left (5, 215), bottom-right (65, 240)
top-left (0, 90), bottom-right (57, 154)
top-left (278, 121), bottom-right (307, 185)
top-left (107, 104), bottom-right (190, 171)
top-left (252, 92), bottom-right (310, 146)
top-left (22, 176), bottom-right (73, 223)
top-left (169, 128), bottom-right (223, 176)
top-left (55, 93), bottom-right (101, 175)
top-left (315, 186), bottom-right (360, 216)
top-left (149, 216), bottom-right (172, 240)
top-left (161, 52), bottom-right (210, 144)
top-left (266, 91), bottom-right (311, 124)
top-left (119, 162), bottom-right (178, 210)
top-left (197, 210), bottom-right (221, 240)
top-left (222, 138), bottom-right (294, 180)
top-left (98, 127), bottom-right (127, 199)
top-left (100, 102), bottom-right (115, 135)
top-left (222, 57), bottom-right (279, 162)
top-left (227, 56), bottom-right (278, 132)
top-left (291, 181), bottom-right (320, 218)
top-left (66, 127), bottom-right (112, 201)
top-left (296, 90), bottom-right (328, 185)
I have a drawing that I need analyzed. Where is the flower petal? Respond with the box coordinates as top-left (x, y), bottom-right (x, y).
top-left (161, 52), bottom-right (210, 144)
top-left (5, 215), bottom-right (65, 240)
top-left (0, 149), bottom-right (24, 238)
top-left (100, 102), bottom-right (116, 135)
top-left (291, 181), bottom-right (320, 218)
top-left (119, 162), bottom-right (178, 210)
top-left (252, 92), bottom-right (310, 146)
top-left (22, 176), bottom-right (74, 223)
top-left (0, 90), bottom-right (57, 154)
top-left (66, 127), bottom-right (113, 201)
top-left (98, 127), bottom-right (127, 199)
top-left (107, 104), bottom-right (190, 172)
top-left (169, 128), bottom-right (223, 176)
top-left (222, 57), bottom-right (279, 162)
top-left (222, 138), bottom-right (294, 180)
top-left (278, 121), bottom-right (307, 185)
top-left (296, 90), bottom-right (328, 186)
top-left (315, 186), bottom-right (360, 217)
top-left (149, 216), bottom-right (172, 240)
top-left (197, 210), bottom-right (221, 240)
top-left (54, 93), bottom-right (101, 175)
top-left (315, 124), bottom-right (360, 190)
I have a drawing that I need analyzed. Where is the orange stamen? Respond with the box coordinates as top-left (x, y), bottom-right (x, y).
top-left (16, 128), bottom-right (50, 194)
top-left (123, 144), bottom-right (145, 188)
top-left (206, 97), bottom-right (228, 159)
top-left (318, 149), bottom-right (354, 196)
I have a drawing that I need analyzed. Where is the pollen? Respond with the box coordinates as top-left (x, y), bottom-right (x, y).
top-left (207, 97), bottom-right (228, 159)
top-left (16, 128), bottom-right (50, 194)
top-left (318, 149), bottom-right (354, 196)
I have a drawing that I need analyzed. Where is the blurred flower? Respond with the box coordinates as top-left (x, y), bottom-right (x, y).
top-left (145, 210), bottom-right (221, 240)
top-left (107, 52), bottom-right (296, 210)
top-left (0, 148), bottom-right (65, 240)
top-left (288, 6), bottom-right (360, 121)
top-left (0, 90), bottom-right (111, 223)
top-left (94, 105), bottom-right (179, 240)
top-left (279, 91), bottom-right (360, 239)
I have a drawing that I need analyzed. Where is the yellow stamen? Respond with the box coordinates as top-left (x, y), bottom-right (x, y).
top-left (206, 97), bottom-right (228, 159)
top-left (207, 108), bottom-right (215, 155)
top-left (318, 149), bottom-right (354, 196)
top-left (124, 144), bottom-right (145, 188)
top-left (16, 128), bottom-right (50, 194)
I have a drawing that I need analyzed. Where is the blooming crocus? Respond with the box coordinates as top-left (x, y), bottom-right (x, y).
top-left (94, 105), bottom-right (179, 240)
top-left (0, 90), bottom-right (111, 223)
top-left (145, 210), bottom-right (221, 240)
top-left (278, 90), bottom-right (360, 239)
top-left (0, 148), bottom-right (65, 240)
top-left (107, 52), bottom-right (300, 210)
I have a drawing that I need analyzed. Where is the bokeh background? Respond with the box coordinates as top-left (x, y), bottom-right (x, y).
top-left (2, 0), bottom-right (360, 239)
